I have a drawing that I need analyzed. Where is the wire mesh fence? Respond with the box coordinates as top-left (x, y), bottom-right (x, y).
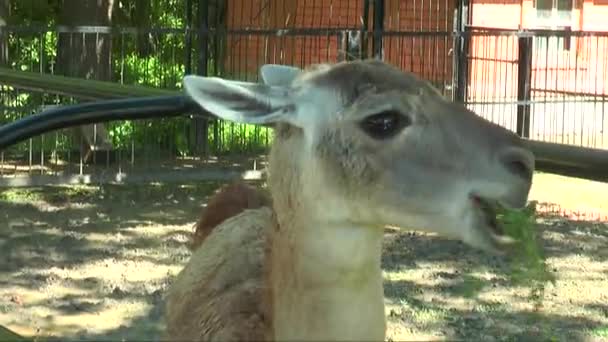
top-left (0, 0), bottom-right (606, 184)
top-left (464, 28), bottom-right (608, 150)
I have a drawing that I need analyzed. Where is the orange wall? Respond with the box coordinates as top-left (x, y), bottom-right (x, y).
top-left (383, 0), bottom-right (455, 84)
top-left (470, 0), bottom-right (522, 29)
top-left (223, 0), bottom-right (365, 79)
top-left (223, 0), bottom-right (455, 85)
top-left (468, 0), bottom-right (607, 99)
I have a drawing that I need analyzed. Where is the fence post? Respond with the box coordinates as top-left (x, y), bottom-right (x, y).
top-left (516, 35), bottom-right (532, 138)
top-left (372, 0), bottom-right (384, 60)
top-left (194, 0), bottom-right (210, 157)
top-left (361, 0), bottom-right (370, 59)
top-left (185, 0), bottom-right (193, 75)
top-left (454, 0), bottom-right (470, 103)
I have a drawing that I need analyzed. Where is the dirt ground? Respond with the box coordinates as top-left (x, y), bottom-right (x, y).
top-left (0, 173), bottom-right (607, 341)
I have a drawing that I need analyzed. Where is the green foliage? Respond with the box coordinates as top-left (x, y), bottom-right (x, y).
top-left (209, 121), bottom-right (273, 155)
top-left (3, 0), bottom-right (271, 157)
top-left (591, 327), bottom-right (608, 338)
top-left (498, 202), bottom-right (556, 307)
top-left (9, 0), bottom-right (61, 25)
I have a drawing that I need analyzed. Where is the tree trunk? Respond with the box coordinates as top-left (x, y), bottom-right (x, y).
top-left (56, 0), bottom-right (115, 162)
top-left (0, 0), bottom-right (9, 66)
top-left (134, 0), bottom-right (152, 57)
top-left (208, 0), bottom-right (227, 76)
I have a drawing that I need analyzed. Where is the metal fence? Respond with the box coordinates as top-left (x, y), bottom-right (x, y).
top-left (460, 27), bottom-right (607, 150)
top-left (0, 0), bottom-right (606, 185)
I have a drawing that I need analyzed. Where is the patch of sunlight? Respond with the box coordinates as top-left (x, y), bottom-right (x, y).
top-left (393, 298), bottom-right (448, 328)
top-left (6, 226), bottom-right (66, 240)
top-left (548, 254), bottom-right (608, 273)
top-left (409, 307), bottom-right (447, 325)
top-left (43, 260), bottom-right (183, 283)
top-left (17, 299), bottom-right (154, 338)
top-left (33, 201), bottom-right (97, 212)
top-left (0, 287), bottom-right (70, 307)
top-left (590, 326), bottom-right (608, 338)
top-left (117, 224), bottom-right (192, 238)
top-left (0, 188), bottom-right (44, 203)
top-left (530, 173), bottom-right (608, 210)
top-left (473, 301), bottom-right (507, 314)
top-left (118, 243), bottom-right (189, 262)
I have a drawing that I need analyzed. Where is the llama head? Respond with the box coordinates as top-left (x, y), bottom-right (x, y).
top-left (183, 59), bottom-right (534, 253)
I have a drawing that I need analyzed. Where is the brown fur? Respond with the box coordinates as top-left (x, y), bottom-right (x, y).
top-left (190, 182), bottom-right (271, 250)
top-left (165, 207), bottom-right (274, 341)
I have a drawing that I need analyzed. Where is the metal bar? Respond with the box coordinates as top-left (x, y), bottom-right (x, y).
top-left (185, 0), bottom-right (194, 75)
top-left (0, 95), bottom-right (202, 150)
top-left (516, 36), bottom-right (533, 138)
top-left (2, 24), bottom-right (608, 38)
top-left (454, 0), bottom-right (470, 103)
top-left (524, 139), bottom-right (608, 183)
top-left (466, 99), bottom-right (606, 106)
top-left (0, 67), bottom-right (177, 100)
top-left (194, 0), bottom-right (210, 156)
top-left (361, 0), bottom-right (370, 59)
top-left (372, 0), bottom-right (384, 59)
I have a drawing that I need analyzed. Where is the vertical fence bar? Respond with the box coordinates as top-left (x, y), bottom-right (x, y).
top-left (361, 0), bottom-right (370, 59)
top-left (372, 0), bottom-right (384, 60)
top-left (195, 0), bottom-right (210, 157)
top-left (517, 35), bottom-right (533, 138)
top-left (454, 0), bottom-right (470, 103)
top-left (185, 0), bottom-right (193, 75)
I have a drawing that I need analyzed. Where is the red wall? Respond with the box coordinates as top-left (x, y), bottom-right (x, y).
top-left (468, 0), bottom-right (607, 101)
top-left (223, 0), bottom-right (455, 85)
top-left (383, 0), bottom-right (455, 84)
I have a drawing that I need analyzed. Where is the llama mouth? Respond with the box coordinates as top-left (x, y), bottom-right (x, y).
top-left (470, 195), bottom-right (514, 245)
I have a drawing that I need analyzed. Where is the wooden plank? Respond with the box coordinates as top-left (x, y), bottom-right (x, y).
top-left (0, 67), bottom-right (179, 100)
top-left (524, 139), bottom-right (608, 183)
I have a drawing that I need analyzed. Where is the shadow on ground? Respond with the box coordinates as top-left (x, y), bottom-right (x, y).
top-left (0, 180), bottom-right (236, 340)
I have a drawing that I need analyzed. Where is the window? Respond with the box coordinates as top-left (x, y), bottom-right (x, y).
top-left (533, 0), bottom-right (574, 52)
top-left (534, 0), bottom-right (573, 27)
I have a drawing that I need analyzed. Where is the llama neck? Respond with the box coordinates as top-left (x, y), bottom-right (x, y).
top-left (268, 215), bottom-right (386, 341)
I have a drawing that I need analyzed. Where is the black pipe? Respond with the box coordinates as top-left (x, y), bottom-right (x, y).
top-left (0, 95), bottom-right (202, 150)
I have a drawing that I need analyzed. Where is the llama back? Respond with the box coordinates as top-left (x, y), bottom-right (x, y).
top-left (166, 206), bottom-right (274, 341)
top-left (190, 182), bottom-right (271, 250)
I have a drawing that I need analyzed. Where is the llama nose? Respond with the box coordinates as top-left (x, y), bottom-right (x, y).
top-left (498, 146), bottom-right (535, 182)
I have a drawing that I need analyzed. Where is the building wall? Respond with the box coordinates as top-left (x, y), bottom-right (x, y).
top-left (470, 0), bottom-right (522, 29)
top-left (469, 0), bottom-right (607, 101)
top-left (223, 0), bottom-right (455, 88)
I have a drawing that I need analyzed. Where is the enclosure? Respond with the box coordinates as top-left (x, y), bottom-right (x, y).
top-left (0, 0), bottom-right (607, 341)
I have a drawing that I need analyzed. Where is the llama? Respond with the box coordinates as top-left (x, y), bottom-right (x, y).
top-left (190, 182), bottom-right (270, 250)
top-left (165, 59), bottom-right (535, 341)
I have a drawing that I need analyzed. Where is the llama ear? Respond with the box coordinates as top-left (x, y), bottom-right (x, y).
top-left (260, 64), bottom-right (302, 86)
top-left (183, 75), bottom-right (298, 126)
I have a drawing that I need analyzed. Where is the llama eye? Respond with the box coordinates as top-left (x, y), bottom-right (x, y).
top-left (359, 110), bottom-right (411, 140)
